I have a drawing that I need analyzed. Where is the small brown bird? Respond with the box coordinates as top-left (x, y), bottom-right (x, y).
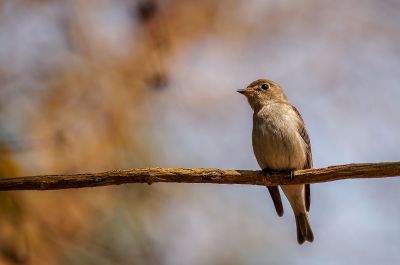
top-left (238, 79), bottom-right (314, 244)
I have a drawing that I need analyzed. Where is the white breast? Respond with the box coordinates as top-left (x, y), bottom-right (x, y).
top-left (252, 103), bottom-right (307, 170)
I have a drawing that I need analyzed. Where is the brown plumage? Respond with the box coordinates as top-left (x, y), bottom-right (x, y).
top-left (267, 185), bottom-right (284, 217)
top-left (238, 79), bottom-right (314, 244)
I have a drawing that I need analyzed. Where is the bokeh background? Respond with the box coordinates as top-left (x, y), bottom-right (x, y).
top-left (0, 0), bottom-right (400, 264)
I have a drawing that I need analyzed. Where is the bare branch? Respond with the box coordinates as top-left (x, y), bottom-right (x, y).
top-left (0, 162), bottom-right (399, 191)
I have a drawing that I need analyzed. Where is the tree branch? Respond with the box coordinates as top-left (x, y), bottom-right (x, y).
top-left (0, 162), bottom-right (399, 191)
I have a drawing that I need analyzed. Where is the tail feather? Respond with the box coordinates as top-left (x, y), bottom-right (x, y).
top-left (295, 213), bottom-right (314, 244)
top-left (296, 217), bottom-right (305, 244)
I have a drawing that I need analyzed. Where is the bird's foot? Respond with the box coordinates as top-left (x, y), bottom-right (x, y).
top-left (284, 169), bottom-right (295, 181)
top-left (285, 169), bottom-right (294, 181)
top-left (261, 168), bottom-right (272, 184)
top-left (262, 168), bottom-right (272, 176)
top-left (262, 168), bottom-right (295, 183)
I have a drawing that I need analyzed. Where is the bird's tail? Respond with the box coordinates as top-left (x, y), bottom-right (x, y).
top-left (295, 213), bottom-right (314, 244)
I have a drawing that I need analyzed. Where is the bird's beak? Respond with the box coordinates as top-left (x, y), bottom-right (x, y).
top-left (237, 89), bottom-right (247, 95)
top-left (237, 87), bottom-right (253, 96)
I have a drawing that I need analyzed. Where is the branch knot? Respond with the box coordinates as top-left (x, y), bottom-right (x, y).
top-left (202, 171), bottom-right (223, 181)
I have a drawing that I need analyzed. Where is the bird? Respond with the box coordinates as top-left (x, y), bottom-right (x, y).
top-left (237, 78), bottom-right (314, 244)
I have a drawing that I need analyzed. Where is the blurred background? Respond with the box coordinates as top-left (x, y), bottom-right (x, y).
top-left (0, 0), bottom-right (400, 264)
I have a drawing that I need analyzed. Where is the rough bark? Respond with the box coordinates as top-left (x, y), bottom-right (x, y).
top-left (0, 162), bottom-right (399, 191)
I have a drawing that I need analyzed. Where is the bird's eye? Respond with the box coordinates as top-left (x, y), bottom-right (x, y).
top-left (260, 83), bottom-right (270, 90)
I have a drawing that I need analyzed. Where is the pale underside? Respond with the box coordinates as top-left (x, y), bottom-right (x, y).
top-left (252, 101), bottom-right (308, 213)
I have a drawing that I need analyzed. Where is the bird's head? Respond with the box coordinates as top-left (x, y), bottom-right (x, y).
top-left (237, 79), bottom-right (288, 110)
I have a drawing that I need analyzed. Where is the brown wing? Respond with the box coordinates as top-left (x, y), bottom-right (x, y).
top-left (267, 186), bottom-right (284, 217)
top-left (290, 105), bottom-right (313, 212)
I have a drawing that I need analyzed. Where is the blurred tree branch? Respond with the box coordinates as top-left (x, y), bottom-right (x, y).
top-left (0, 162), bottom-right (398, 191)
